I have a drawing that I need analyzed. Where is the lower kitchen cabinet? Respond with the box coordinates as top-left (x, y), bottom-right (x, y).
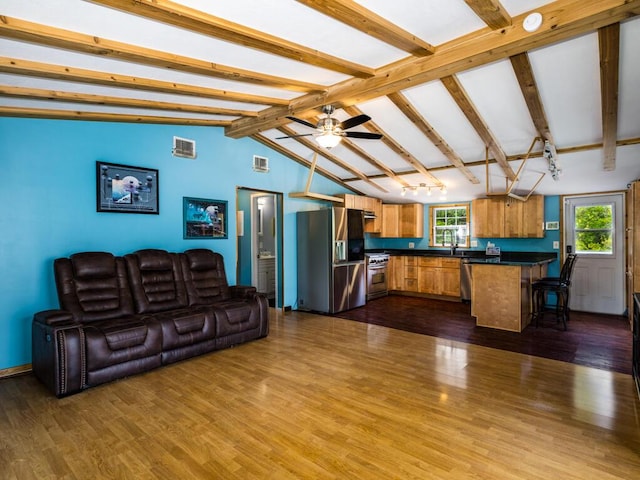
top-left (418, 257), bottom-right (460, 297)
top-left (389, 255), bottom-right (460, 299)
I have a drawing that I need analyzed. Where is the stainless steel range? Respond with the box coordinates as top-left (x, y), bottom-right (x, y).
top-left (366, 253), bottom-right (389, 300)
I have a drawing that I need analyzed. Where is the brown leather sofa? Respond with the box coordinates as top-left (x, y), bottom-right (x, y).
top-left (32, 248), bottom-right (269, 397)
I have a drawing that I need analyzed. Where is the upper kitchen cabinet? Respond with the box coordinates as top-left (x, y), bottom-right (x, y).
top-left (472, 196), bottom-right (544, 238)
top-left (381, 204), bottom-right (424, 238)
top-left (335, 194), bottom-right (382, 234)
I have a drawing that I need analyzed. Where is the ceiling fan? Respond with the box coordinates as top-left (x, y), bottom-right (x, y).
top-left (276, 105), bottom-right (383, 149)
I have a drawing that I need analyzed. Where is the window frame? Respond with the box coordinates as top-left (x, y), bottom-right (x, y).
top-left (429, 203), bottom-right (470, 247)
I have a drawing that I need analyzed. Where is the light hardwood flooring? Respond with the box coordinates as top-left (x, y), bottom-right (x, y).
top-left (1, 309), bottom-right (639, 479)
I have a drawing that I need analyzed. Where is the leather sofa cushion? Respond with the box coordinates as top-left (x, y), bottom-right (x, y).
top-left (84, 317), bottom-right (162, 372)
top-left (153, 307), bottom-right (216, 350)
top-left (55, 253), bottom-right (135, 322)
top-left (212, 300), bottom-right (260, 337)
top-left (181, 249), bottom-right (231, 305)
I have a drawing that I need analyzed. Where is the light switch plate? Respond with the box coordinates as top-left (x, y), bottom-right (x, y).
top-left (470, 240), bottom-right (478, 247)
top-left (408, 242), bottom-right (415, 248)
top-left (553, 241), bottom-right (559, 249)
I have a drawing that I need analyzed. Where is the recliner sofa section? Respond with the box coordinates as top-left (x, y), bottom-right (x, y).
top-left (32, 248), bottom-right (269, 397)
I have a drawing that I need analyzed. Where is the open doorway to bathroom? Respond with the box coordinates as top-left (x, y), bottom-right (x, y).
top-left (236, 187), bottom-right (284, 309)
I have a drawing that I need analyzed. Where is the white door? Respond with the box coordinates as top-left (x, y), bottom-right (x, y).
top-left (563, 193), bottom-right (625, 314)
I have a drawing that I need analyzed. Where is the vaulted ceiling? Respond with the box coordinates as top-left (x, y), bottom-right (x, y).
top-left (2, 0), bottom-right (639, 203)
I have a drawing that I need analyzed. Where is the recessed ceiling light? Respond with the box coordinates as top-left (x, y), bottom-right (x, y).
top-left (523, 12), bottom-right (543, 32)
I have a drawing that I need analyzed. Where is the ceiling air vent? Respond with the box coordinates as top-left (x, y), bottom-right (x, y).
top-left (172, 136), bottom-right (196, 159)
top-left (253, 155), bottom-right (269, 173)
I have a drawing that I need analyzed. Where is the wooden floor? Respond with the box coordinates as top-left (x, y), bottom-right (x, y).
top-left (336, 295), bottom-right (633, 374)
top-left (1, 309), bottom-right (639, 479)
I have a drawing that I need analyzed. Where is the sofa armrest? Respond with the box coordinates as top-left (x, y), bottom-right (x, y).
top-left (33, 309), bottom-right (76, 327)
top-left (229, 285), bottom-right (257, 299)
top-left (32, 313), bottom-right (85, 397)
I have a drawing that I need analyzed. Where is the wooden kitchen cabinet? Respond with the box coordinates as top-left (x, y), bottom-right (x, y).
top-left (388, 255), bottom-right (404, 291)
top-left (473, 196), bottom-right (543, 238)
top-left (417, 257), bottom-right (460, 297)
top-left (335, 194), bottom-right (383, 234)
top-left (404, 256), bottom-right (419, 292)
top-left (381, 204), bottom-right (400, 237)
top-left (381, 203), bottom-right (423, 238)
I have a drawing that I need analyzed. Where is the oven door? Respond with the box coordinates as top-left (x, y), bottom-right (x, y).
top-left (367, 265), bottom-right (388, 299)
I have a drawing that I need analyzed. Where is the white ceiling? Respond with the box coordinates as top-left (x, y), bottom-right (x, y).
top-left (1, 0), bottom-right (639, 203)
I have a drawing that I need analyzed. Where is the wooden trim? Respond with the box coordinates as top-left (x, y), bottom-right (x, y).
top-left (295, 0), bottom-right (435, 56)
top-left (0, 57), bottom-right (289, 106)
top-left (0, 106), bottom-right (232, 126)
top-left (0, 16), bottom-right (322, 93)
top-left (226, 0), bottom-right (640, 138)
top-left (0, 86), bottom-right (260, 117)
top-left (510, 52), bottom-right (554, 143)
top-left (0, 364), bottom-right (31, 378)
top-left (464, 0), bottom-right (512, 29)
top-left (88, 0), bottom-right (375, 78)
top-left (387, 91), bottom-right (480, 184)
top-left (440, 76), bottom-right (514, 180)
top-left (598, 23), bottom-right (620, 171)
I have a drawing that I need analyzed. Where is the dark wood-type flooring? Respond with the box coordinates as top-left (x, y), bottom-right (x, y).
top-left (335, 295), bottom-right (633, 374)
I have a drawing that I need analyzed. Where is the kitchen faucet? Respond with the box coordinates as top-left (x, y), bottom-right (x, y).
top-left (444, 229), bottom-right (458, 255)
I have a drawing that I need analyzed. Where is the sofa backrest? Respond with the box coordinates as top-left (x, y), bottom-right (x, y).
top-left (180, 249), bottom-right (230, 305)
top-left (54, 252), bottom-right (135, 322)
top-left (124, 249), bottom-right (188, 313)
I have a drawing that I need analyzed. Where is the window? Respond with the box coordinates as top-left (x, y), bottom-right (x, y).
top-left (574, 204), bottom-right (614, 255)
top-left (429, 204), bottom-right (469, 247)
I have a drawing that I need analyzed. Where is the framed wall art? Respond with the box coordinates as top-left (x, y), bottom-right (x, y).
top-left (183, 197), bottom-right (228, 239)
top-left (96, 161), bottom-right (159, 214)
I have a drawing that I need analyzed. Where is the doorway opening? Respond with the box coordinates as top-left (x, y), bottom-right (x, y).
top-left (236, 187), bottom-right (284, 309)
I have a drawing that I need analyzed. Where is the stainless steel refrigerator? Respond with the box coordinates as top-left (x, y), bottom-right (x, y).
top-left (297, 207), bottom-right (366, 313)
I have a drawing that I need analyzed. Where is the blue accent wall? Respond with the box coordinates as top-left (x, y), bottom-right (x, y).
top-left (0, 118), bottom-right (350, 370)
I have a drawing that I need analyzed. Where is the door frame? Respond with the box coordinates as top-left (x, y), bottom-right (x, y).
top-left (561, 191), bottom-right (626, 314)
top-left (236, 187), bottom-right (284, 310)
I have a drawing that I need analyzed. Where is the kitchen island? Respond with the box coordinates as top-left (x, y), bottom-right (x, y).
top-left (470, 257), bottom-right (554, 332)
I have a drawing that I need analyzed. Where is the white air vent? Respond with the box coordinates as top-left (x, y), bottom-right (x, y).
top-left (172, 136), bottom-right (196, 159)
top-left (253, 155), bottom-right (269, 173)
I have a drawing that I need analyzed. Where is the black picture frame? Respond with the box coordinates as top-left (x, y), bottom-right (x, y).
top-left (96, 161), bottom-right (159, 214)
top-left (183, 197), bottom-right (228, 239)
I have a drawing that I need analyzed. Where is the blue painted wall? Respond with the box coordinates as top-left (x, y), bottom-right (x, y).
top-left (366, 196), bottom-right (561, 276)
top-left (0, 117), bottom-right (349, 370)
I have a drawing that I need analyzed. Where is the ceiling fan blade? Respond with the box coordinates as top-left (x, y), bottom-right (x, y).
top-left (275, 133), bottom-right (314, 139)
top-left (286, 116), bottom-right (317, 129)
top-left (344, 131), bottom-right (383, 140)
top-left (339, 114), bottom-right (371, 130)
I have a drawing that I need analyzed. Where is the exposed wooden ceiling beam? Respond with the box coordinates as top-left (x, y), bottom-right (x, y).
top-left (510, 53), bottom-right (553, 143)
top-left (0, 16), bottom-right (322, 93)
top-left (226, 0), bottom-right (640, 138)
top-left (277, 125), bottom-right (388, 193)
top-left (342, 105), bottom-right (444, 188)
top-left (440, 75), bottom-right (516, 181)
top-left (0, 86), bottom-right (259, 117)
top-left (464, 0), bottom-right (512, 29)
top-left (0, 57), bottom-right (288, 106)
top-left (295, 0), bottom-right (434, 57)
top-left (598, 23), bottom-right (620, 171)
top-left (0, 106), bottom-right (231, 126)
top-left (250, 134), bottom-right (358, 192)
top-left (87, 0), bottom-right (375, 79)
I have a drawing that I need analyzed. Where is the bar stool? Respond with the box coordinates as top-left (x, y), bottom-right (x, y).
top-left (531, 254), bottom-right (578, 330)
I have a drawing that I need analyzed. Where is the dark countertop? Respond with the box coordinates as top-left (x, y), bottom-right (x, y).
top-left (366, 249), bottom-right (557, 266)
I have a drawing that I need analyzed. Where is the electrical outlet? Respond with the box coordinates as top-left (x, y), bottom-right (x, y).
top-left (408, 242), bottom-right (415, 248)
top-left (553, 241), bottom-right (559, 249)
top-left (470, 240), bottom-right (478, 247)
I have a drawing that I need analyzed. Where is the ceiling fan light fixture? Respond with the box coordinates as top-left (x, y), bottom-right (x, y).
top-left (316, 132), bottom-right (342, 149)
